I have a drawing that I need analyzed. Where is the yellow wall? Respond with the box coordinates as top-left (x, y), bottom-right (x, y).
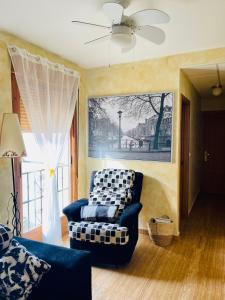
top-left (1, 30), bottom-right (225, 235)
top-left (0, 31), bottom-right (87, 225)
top-left (180, 71), bottom-right (202, 212)
top-left (85, 60), bottom-right (179, 233)
top-left (85, 47), bottom-right (225, 234)
top-left (201, 96), bottom-right (225, 111)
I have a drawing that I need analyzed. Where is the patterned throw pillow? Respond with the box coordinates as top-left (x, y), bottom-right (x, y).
top-left (0, 224), bottom-right (13, 253)
top-left (89, 187), bottom-right (132, 207)
top-left (80, 205), bottom-right (118, 222)
top-left (0, 239), bottom-right (51, 300)
top-left (89, 187), bottom-right (133, 218)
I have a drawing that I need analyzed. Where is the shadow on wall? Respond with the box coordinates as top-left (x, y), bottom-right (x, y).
top-left (139, 175), bottom-right (176, 230)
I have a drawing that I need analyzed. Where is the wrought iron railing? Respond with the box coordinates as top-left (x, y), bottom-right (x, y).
top-left (22, 164), bottom-right (69, 233)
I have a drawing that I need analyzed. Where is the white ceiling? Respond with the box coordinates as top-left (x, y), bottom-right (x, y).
top-left (1, 0), bottom-right (225, 68)
top-left (183, 63), bottom-right (225, 98)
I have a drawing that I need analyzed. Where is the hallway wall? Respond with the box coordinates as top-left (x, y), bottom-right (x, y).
top-left (180, 71), bottom-right (202, 213)
top-left (201, 96), bottom-right (225, 111)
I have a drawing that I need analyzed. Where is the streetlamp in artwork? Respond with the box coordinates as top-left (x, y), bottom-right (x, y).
top-left (117, 110), bottom-right (123, 150)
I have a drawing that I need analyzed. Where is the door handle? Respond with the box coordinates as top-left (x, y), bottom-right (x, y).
top-left (204, 150), bottom-right (211, 162)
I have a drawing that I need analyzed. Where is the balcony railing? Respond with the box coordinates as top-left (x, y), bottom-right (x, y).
top-left (22, 163), bottom-right (70, 233)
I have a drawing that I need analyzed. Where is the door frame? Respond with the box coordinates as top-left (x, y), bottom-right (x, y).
top-left (180, 95), bottom-right (190, 221)
top-left (201, 110), bottom-right (225, 194)
top-left (11, 67), bottom-right (78, 241)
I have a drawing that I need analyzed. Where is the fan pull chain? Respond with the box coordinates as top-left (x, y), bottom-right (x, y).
top-left (132, 45), bottom-right (136, 70)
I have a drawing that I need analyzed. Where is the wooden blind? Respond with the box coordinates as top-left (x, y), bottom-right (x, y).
top-left (19, 99), bottom-right (31, 132)
top-left (11, 71), bottom-right (31, 132)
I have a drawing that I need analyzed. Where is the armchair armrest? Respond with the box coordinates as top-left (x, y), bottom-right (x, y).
top-left (119, 203), bottom-right (142, 227)
top-left (63, 199), bottom-right (88, 222)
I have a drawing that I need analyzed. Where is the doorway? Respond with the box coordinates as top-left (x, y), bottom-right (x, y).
top-left (201, 111), bottom-right (225, 195)
top-left (179, 63), bottom-right (225, 237)
top-left (180, 95), bottom-right (190, 220)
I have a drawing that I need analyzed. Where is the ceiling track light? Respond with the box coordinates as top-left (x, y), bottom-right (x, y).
top-left (212, 64), bottom-right (223, 96)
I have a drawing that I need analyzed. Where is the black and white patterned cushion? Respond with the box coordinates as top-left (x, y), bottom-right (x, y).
top-left (80, 205), bottom-right (118, 222)
top-left (0, 239), bottom-right (51, 300)
top-left (89, 187), bottom-right (132, 213)
top-left (94, 169), bottom-right (135, 189)
top-left (73, 169), bottom-right (134, 245)
top-left (89, 169), bottom-right (135, 218)
top-left (69, 221), bottom-right (129, 245)
top-left (0, 224), bottom-right (13, 253)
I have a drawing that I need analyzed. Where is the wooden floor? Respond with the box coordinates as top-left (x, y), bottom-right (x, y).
top-left (64, 194), bottom-right (225, 300)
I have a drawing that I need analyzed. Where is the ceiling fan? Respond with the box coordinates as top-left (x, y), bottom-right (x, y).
top-left (72, 1), bottom-right (170, 53)
top-left (212, 64), bottom-right (223, 96)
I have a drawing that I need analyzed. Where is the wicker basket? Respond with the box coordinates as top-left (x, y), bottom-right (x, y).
top-left (148, 215), bottom-right (174, 247)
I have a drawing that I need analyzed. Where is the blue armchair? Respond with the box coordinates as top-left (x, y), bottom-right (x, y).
top-left (63, 169), bottom-right (143, 266)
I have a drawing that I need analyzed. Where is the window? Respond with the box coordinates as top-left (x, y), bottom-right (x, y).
top-left (22, 133), bottom-right (71, 233)
top-left (11, 69), bottom-right (78, 236)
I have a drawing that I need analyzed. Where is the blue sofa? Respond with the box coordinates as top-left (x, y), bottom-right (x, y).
top-left (16, 237), bottom-right (92, 300)
top-left (63, 170), bottom-right (143, 266)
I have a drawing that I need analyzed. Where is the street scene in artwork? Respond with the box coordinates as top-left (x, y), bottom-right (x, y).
top-left (88, 92), bottom-right (173, 162)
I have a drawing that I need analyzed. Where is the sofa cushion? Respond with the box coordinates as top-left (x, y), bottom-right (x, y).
top-left (89, 187), bottom-right (132, 213)
top-left (69, 221), bottom-right (129, 245)
top-left (94, 169), bottom-right (135, 189)
top-left (81, 205), bottom-right (118, 222)
top-left (0, 239), bottom-right (51, 300)
top-left (0, 224), bottom-right (13, 253)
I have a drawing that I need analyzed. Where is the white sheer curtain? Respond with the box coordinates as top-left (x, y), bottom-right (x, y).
top-left (8, 45), bottom-right (80, 245)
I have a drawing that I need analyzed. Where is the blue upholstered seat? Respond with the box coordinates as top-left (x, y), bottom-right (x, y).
top-left (16, 237), bottom-right (92, 300)
top-left (63, 169), bottom-right (143, 266)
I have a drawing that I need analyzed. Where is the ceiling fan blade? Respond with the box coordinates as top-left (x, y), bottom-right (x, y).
top-left (84, 34), bottom-right (111, 45)
top-left (135, 26), bottom-right (165, 45)
top-left (72, 20), bottom-right (110, 29)
top-left (129, 9), bottom-right (170, 26)
top-left (102, 2), bottom-right (124, 24)
top-left (121, 35), bottom-right (136, 53)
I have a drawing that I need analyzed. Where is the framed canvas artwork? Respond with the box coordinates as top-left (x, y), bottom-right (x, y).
top-left (88, 92), bottom-right (173, 162)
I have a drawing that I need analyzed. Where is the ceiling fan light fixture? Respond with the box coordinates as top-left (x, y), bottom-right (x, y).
top-left (111, 25), bottom-right (133, 48)
top-left (211, 65), bottom-right (223, 96)
top-left (212, 85), bottom-right (223, 97)
top-left (73, 3), bottom-right (170, 51)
